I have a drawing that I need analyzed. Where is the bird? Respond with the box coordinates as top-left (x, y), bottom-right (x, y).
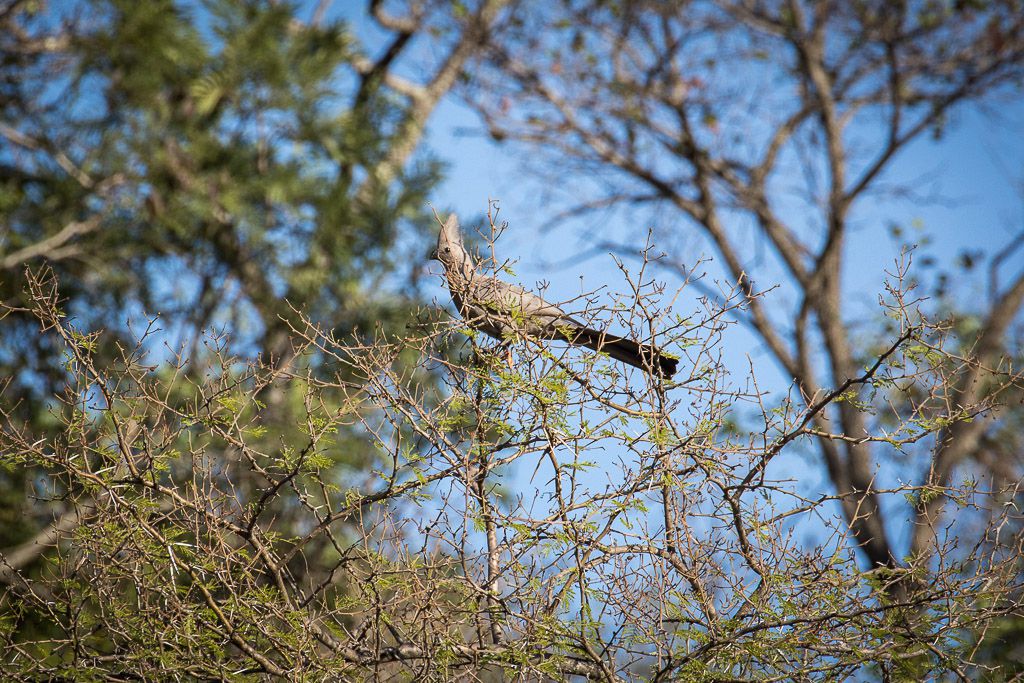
top-left (431, 214), bottom-right (678, 378)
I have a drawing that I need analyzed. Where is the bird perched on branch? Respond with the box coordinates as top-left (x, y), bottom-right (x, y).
top-left (432, 214), bottom-right (678, 378)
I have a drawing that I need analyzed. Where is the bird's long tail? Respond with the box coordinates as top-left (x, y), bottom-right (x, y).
top-left (569, 326), bottom-right (678, 378)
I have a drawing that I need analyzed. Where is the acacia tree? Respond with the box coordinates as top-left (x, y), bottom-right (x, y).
top-left (1, 222), bottom-right (1021, 679)
top-left (464, 0), bottom-right (1024, 592)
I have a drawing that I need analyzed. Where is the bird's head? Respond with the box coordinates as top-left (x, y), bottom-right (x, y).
top-left (432, 214), bottom-right (472, 276)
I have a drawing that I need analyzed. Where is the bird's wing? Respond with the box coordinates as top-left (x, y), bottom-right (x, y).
top-left (469, 274), bottom-right (570, 321)
top-left (466, 275), bottom-right (677, 375)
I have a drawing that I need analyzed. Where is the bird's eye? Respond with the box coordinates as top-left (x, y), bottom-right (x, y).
top-left (443, 247), bottom-right (450, 253)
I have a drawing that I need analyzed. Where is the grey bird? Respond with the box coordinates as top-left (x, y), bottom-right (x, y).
top-left (432, 214), bottom-right (678, 378)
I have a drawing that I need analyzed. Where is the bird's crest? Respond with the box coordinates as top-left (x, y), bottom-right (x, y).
top-left (438, 214), bottom-right (464, 250)
top-left (434, 213), bottom-right (474, 281)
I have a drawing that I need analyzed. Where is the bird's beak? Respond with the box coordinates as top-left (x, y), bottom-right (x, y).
top-left (428, 247), bottom-right (439, 261)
